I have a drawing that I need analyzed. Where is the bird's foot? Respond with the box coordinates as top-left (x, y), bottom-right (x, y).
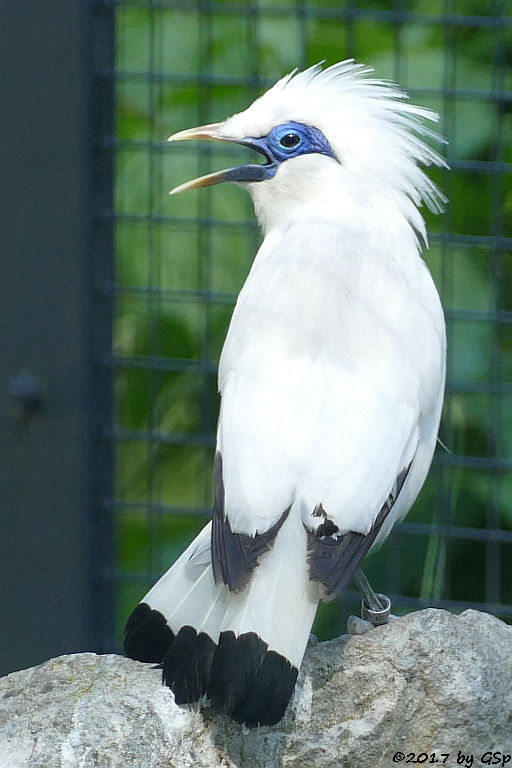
top-left (347, 615), bottom-right (375, 635)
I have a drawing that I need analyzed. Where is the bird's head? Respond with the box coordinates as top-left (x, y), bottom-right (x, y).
top-left (169, 61), bottom-right (446, 236)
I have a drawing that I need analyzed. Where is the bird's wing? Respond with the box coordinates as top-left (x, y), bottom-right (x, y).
top-left (218, 355), bottom-right (421, 523)
top-left (306, 460), bottom-right (413, 599)
top-left (211, 452), bottom-right (292, 591)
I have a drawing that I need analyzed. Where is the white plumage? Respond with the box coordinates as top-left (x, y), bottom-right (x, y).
top-left (124, 61), bottom-right (446, 727)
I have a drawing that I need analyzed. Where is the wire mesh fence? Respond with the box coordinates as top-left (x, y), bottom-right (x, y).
top-left (106, 0), bottom-right (512, 652)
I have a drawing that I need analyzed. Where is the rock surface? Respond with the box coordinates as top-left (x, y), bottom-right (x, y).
top-left (1, 609), bottom-right (511, 768)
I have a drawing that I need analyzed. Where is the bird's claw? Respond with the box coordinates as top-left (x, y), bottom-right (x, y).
top-left (347, 615), bottom-right (375, 635)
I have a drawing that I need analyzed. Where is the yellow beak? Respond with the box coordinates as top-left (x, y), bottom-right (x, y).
top-left (168, 122), bottom-right (235, 195)
top-left (167, 122), bottom-right (272, 194)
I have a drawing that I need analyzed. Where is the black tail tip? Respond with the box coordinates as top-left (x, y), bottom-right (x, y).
top-left (124, 602), bottom-right (174, 663)
top-left (126, 613), bottom-right (299, 727)
top-left (207, 630), bottom-right (298, 727)
top-left (162, 625), bottom-right (216, 704)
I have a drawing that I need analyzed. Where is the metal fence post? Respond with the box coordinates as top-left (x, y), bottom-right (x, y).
top-left (0, 0), bottom-right (114, 674)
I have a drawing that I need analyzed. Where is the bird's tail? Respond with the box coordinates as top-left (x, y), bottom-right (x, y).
top-left (124, 511), bottom-right (319, 726)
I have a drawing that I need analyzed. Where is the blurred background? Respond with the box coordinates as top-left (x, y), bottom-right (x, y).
top-left (1, 0), bottom-right (511, 676)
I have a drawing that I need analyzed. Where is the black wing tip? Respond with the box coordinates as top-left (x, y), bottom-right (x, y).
top-left (124, 602), bottom-right (175, 663)
top-left (212, 451), bottom-right (291, 592)
top-left (307, 461), bottom-right (414, 598)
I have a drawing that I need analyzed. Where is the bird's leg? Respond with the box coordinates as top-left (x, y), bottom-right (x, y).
top-left (347, 568), bottom-right (393, 635)
top-left (354, 569), bottom-right (391, 623)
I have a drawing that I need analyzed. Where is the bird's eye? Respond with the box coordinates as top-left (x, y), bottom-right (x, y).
top-left (279, 132), bottom-right (301, 149)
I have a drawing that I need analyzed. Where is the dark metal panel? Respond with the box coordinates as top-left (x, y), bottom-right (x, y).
top-left (0, 0), bottom-right (114, 674)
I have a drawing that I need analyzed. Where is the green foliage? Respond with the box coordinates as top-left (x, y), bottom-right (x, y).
top-left (114, 2), bottom-right (512, 644)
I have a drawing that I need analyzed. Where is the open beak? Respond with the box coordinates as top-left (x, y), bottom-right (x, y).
top-left (167, 122), bottom-right (272, 194)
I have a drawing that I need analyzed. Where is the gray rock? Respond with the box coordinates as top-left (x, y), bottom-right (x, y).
top-left (1, 609), bottom-right (511, 768)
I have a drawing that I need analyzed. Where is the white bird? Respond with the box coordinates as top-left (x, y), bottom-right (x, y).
top-left (124, 61), bottom-right (447, 728)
